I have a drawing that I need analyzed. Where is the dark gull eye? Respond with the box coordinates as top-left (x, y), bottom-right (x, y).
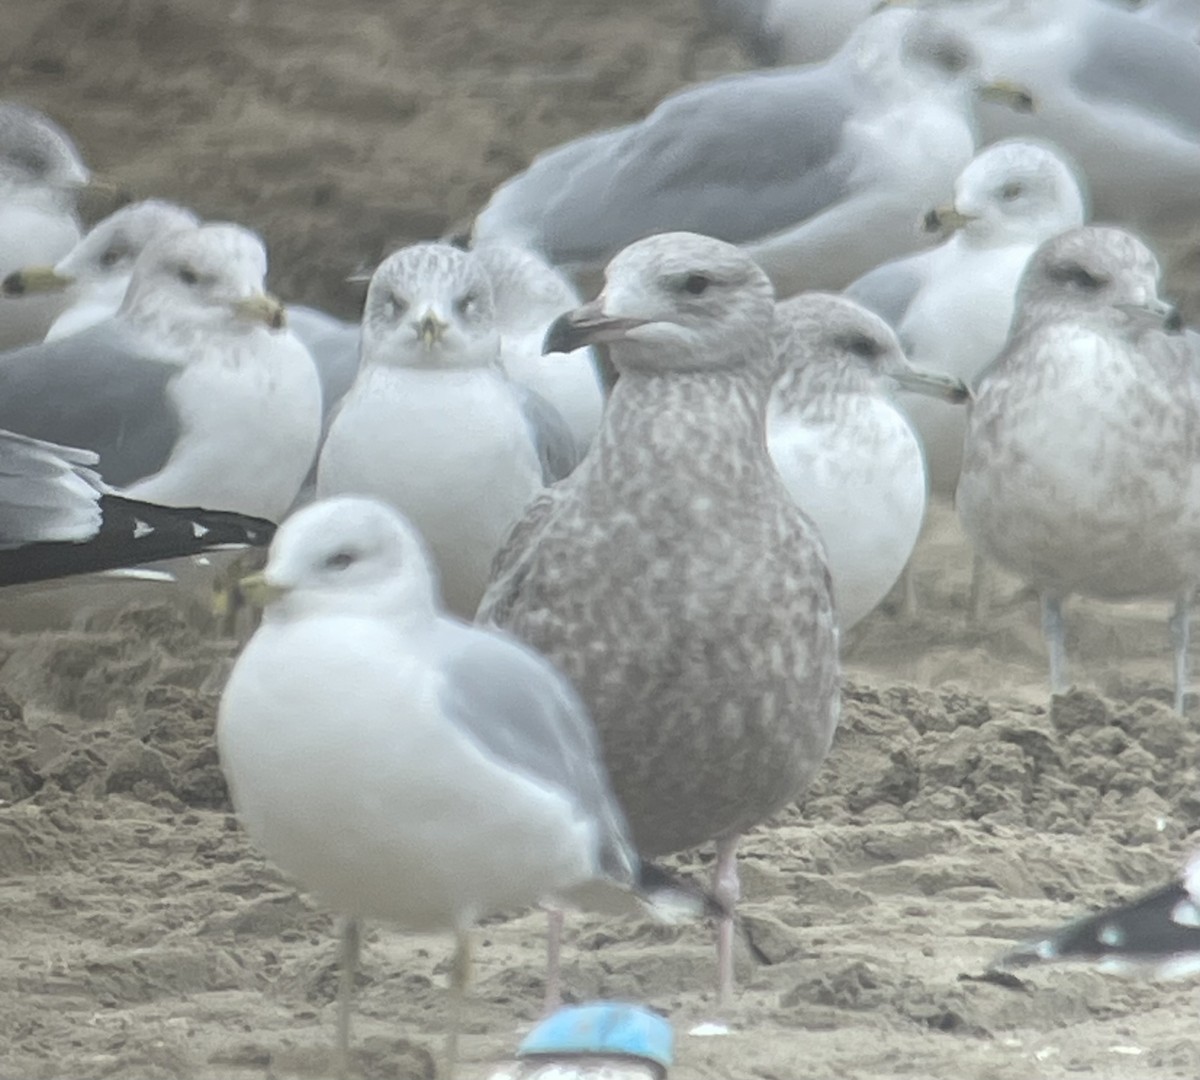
top-left (99, 247), bottom-right (123, 268)
top-left (324, 550), bottom-right (356, 572)
top-left (682, 273), bottom-right (712, 296)
top-left (1000, 181), bottom-right (1024, 201)
top-left (835, 332), bottom-right (881, 359)
top-left (1048, 262), bottom-right (1106, 290)
top-left (387, 295), bottom-right (409, 319)
top-left (178, 266), bottom-right (200, 286)
top-left (455, 291), bottom-right (479, 317)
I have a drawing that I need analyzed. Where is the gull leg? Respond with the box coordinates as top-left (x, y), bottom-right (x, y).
top-left (714, 835), bottom-right (741, 1011)
top-left (899, 561), bottom-right (919, 620)
top-left (337, 916), bottom-right (361, 1080)
top-left (543, 907), bottom-right (564, 1014)
top-left (968, 550), bottom-right (991, 626)
top-left (446, 929), bottom-right (472, 1080)
top-left (1041, 594), bottom-right (1067, 695)
top-left (1170, 594), bottom-right (1191, 715)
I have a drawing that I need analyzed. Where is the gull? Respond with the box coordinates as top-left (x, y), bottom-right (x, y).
top-left (478, 232), bottom-right (841, 1008)
top-left (473, 10), bottom-right (1033, 296)
top-left (472, 242), bottom-right (604, 455)
top-left (957, 225), bottom-right (1200, 712)
top-left (704, 0), bottom-right (878, 65)
top-left (0, 199), bottom-right (200, 341)
top-left (0, 428), bottom-right (274, 586)
top-left (993, 849), bottom-right (1200, 978)
top-left (846, 138), bottom-right (1088, 497)
top-left (317, 243), bottom-right (577, 619)
top-left (0, 223), bottom-right (323, 523)
top-left (217, 495), bottom-right (708, 1077)
top-left (767, 293), bottom-right (968, 631)
top-left (0, 102), bottom-right (91, 348)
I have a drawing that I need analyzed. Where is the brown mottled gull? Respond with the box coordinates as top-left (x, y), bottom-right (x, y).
top-left (477, 232), bottom-right (841, 1008)
top-left (957, 225), bottom-right (1200, 713)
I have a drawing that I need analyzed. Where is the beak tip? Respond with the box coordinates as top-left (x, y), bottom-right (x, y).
top-left (1, 272), bottom-right (24, 297)
top-left (542, 313), bottom-right (580, 356)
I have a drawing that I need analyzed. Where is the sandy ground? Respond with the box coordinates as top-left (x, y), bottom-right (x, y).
top-left (2, 2), bottom-right (1200, 1078)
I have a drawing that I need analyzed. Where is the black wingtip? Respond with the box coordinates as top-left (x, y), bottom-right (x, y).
top-left (636, 861), bottom-right (730, 922)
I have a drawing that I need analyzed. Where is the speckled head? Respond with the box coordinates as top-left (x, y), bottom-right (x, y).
top-left (258, 495), bottom-right (440, 624)
top-left (119, 222), bottom-right (282, 333)
top-left (775, 292), bottom-right (969, 403)
top-left (543, 232), bottom-right (778, 379)
top-left (940, 139), bottom-right (1087, 246)
top-left (0, 102), bottom-right (89, 192)
top-left (362, 242), bottom-right (500, 370)
top-left (1014, 225), bottom-right (1175, 332)
top-left (55, 199), bottom-right (201, 285)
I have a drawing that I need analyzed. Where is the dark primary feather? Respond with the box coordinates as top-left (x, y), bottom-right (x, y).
top-left (0, 322), bottom-right (181, 488)
top-left (0, 496), bottom-right (274, 587)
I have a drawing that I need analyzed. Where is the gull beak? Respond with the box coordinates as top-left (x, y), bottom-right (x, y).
top-left (923, 205), bottom-right (977, 235)
top-left (233, 292), bottom-right (287, 330)
top-left (237, 571), bottom-right (288, 607)
top-left (417, 309), bottom-right (449, 349)
top-left (1, 265), bottom-right (74, 296)
top-left (542, 299), bottom-right (649, 355)
top-left (978, 80), bottom-right (1036, 113)
top-left (892, 364), bottom-right (972, 403)
top-left (1115, 298), bottom-right (1183, 334)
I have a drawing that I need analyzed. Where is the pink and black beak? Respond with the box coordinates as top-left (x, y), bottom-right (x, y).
top-left (542, 299), bottom-right (649, 355)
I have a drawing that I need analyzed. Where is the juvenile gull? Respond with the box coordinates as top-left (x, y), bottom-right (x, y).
top-left (766, 293), bottom-right (968, 631)
top-left (473, 10), bottom-right (1033, 295)
top-left (0, 103), bottom-right (90, 348)
top-left (478, 232), bottom-right (841, 1007)
top-left (0, 199), bottom-right (201, 341)
top-left (317, 243), bottom-right (577, 619)
top-left (0, 429), bottom-right (274, 586)
top-left (0, 223), bottom-right (323, 522)
top-left (993, 850), bottom-right (1200, 979)
top-left (846, 138), bottom-right (1087, 497)
top-left (217, 496), bottom-right (707, 1076)
top-left (472, 242), bottom-right (604, 455)
top-left (957, 226), bottom-right (1200, 712)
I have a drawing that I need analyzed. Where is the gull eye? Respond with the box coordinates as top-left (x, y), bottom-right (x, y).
top-left (999, 181), bottom-right (1024, 201)
top-left (455, 291), bottom-right (478, 317)
top-left (837, 332), bottom-right (881, 359)
top-left (387, 295), bottom-right (409, 319)
top-left (934, 43), bottom-right (970, 73)
top-left (99, 247), bottom-right (124, 268)
top-left (323, 550), bottom-right (357, 572)
top-left (1048, 262), bottom-right (1106, 290)
top-left (178, 266), bottom-right (200, 286)
top-left (681, 273), bottom-right (712, 296)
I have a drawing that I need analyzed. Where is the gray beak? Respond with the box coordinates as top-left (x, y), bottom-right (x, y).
top-left (892, 364), bottom-right (971, 403)
top-left (542, 300), bottom-right (649, 355)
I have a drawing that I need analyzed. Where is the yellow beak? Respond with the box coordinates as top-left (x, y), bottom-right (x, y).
top-left (978, 80), bottom-right (1036, 113)
top-left (418, 310), bottom-right (449, 349)
top-left (233, 292), bottom-right (287, 330)
top-left (237, 571), bottom-right (287, 607)
top-left (923, 205), bottom-right (977, 235)
top-left (2, 265), bottom-right (74, 297)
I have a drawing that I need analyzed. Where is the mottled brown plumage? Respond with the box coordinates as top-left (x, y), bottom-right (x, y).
top-left (479, 231), bottom-right (840, 865)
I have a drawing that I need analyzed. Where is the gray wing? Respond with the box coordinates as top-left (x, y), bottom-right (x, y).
top-left (844, 254), bottom-right (931, 328)
top-left (435, 622), bottom-right (636, 882)
top-left (479, 65), bottom-right (860, 267)
top-left (287, 304), bottom-right (361, 419)
top-left (0, 429), bottom-right (103, 547)
top-left (1072, 12), bottom-right (1200, 139)
top-left (518, 386), bottom-right (581, 483)
top-left (703, 0), bottom-right (781, 63)
top-left (0, 321), bottom-right (181, 488)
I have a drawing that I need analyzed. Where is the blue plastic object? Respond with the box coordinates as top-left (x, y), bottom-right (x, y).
top-left (517, 1002), bottom-right (674, 1068)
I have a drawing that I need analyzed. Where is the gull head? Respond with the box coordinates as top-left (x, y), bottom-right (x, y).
top-left (925, 140), bottom-right (1087, 246)
top-left (1015, 226), bottom-right (1178, 334)
top-left (543, 232), bottom-right (778, 379)
top-left (3, 199), bottom-right (200, 300)
top-left (775, 292), bottom-right (970, 404)
top-left (362, 242), bottom-right (499, 370)
top-left (247, 496), bottom-right (440, 624)
top-left (472, 242), bottom-right (580, 333)
top-left (119, 222), bottom-right (285, 335)
top-left (0, 102), bottom-right (89, 198)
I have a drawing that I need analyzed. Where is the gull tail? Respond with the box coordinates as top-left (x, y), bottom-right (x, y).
top-left (0, 497), bottom-right (276, 587)
top-left (990, 876), bottom-right (1200, 979)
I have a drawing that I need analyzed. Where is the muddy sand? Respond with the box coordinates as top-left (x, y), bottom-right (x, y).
top-left (3, 2), bottom-right (1199, 1077)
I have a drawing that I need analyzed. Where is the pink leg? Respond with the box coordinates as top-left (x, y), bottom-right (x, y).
top-left (714, 835), bottom-right (741, 1011)
top-left (543, 907), bottom-right (565, 1014)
